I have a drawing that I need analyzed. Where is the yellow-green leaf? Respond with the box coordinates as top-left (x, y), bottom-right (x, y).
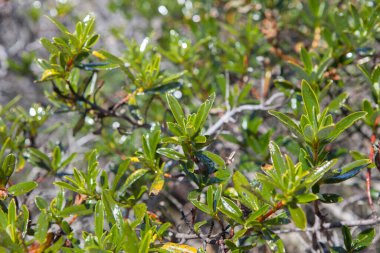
top-left (160, 243), bottom-right (197, 253)
top-left (150, 174), bottom-right (164, 195)
top-left (40, 69), bottom-right (62, 81)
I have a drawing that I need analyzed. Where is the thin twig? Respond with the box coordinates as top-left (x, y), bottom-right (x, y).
top-left (205, 93), bottom-right (284, 136)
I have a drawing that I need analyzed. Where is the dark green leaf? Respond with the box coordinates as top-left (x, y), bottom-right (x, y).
top-left (318, 193), bottom-right (343, 203)
top-left (323, 159), bottom-right (370, 184)
top-left (342, 226), bottom-right (352, 251)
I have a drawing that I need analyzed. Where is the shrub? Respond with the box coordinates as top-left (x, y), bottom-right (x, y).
top-left (0, 1), bottom-right (379, 252)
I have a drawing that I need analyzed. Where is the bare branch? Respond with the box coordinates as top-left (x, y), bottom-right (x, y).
top-left (205, 93), bottom-right (284, 136)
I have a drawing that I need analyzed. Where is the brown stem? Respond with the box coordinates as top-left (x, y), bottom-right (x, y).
top-left (257, 201), bottom-right (284, 223)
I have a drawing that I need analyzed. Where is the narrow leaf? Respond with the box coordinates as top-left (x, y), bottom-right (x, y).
top-left (166, 93), bottom-right (185, 128)
top-left (328, 112), bottom-right (367, 140)
top-left (8, 182), bottom-right (38, 196)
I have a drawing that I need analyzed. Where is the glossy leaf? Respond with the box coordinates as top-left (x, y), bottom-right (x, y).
top-left (157, 148), bottom-right (185, 160)
top-left (218, 197), bottom-right (244, 224)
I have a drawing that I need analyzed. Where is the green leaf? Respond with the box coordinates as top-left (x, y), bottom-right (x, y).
top-left (218, 197), bottom-right (244, 224)
top-left (40, 69), bottom-right (62, 81)
top-left (144, 82), bottom-right (183, 94)
top-left (342, 226), bottom-right (352, 251)
top-left (233, 171), bottom-right (259, 210)
top-left (268, 110), bottom-right (303, 138)
top-left (328, 112), bottom-right (367, 140)
top-left (269, 141), bottom-right (286, 176)
top-left (40, 38), bottom-right (60, 53)
top-left (7, 199), bottom-right (16, 226)
top-left (288, 204), bottom-right (306, 230)
top-left (245, 205), bottom-right (270, 224)
top-left (167, 122), bottom-right (183, 136)
top-left (300, 48), bottom-right (312, 74)
top-left (112, 159), bottom-right (130, 192)
top-left (301, 80), bottom-right (320, 118)
top-left (323, 159), bottom-right (370, 184)
top-left (166, 93), bottom-right (185, 129)
top-left (35, 210), bottom-right (49, 243)
top-left (54, 181), bottom-right (82, 193)
top-left (296, 193), bottom-right (318, 203)
top-left (139, 230), bottom-right (152, 253)
top-left (95, 200), bottom-right (104, 239)
top-left (60, 204), bottom-right (92, 217)
top-left (305, 159), bottom-right (337, 187)
top-left (102, 190), bottom-right (123, 228)
top-left (0, 154), bottom-right (16, 186)
top-left (318, 193), bottom-right (343, 203)
top-left (0, 230), bottom-right (24, 252)
top-left (120, 169), bottom-right (148, 192)
top-left (328, 92), bottom-right (348, 112)
top-left (85, 34), bottom-right (100, 48)
top-left (194, 220), bottom-right (207, 233)
top-left (20, 205), bottom-right (29, 238)
top-left (8, 182), bottom-right (37, 196)
top-left (317, 125), bottom-right (335, 140)
top-left (353, 228), bottom-right (375, 251)
top-left (202, 151), bottom-right (225, 169)
top-left (52, 146), bottom-right (61, 171)
top-left (124, 222), bottom-right (139, 252)
top-left (60, 153), bottom-right (77, 169)
top-left (142, 130), bottom-right (161, 161)
top-left (157, 148), bottom-right (185, 160)
top-left (188, 191), bottom-right (212, 214)
top-left (46, 16), bottom-right (70, 34)
top-left (157, 222), bottom-right (171, 236)
top-left (131, 203), bottom-right (147, 228)
top-left (193, 93), bottom-right (215, 134)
